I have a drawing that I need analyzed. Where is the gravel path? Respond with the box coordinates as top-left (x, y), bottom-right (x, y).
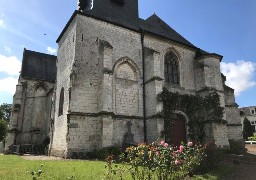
top-left (21, 155), bottom-right (64, 161)
top-left (221, 144), bottom-right (256, 180)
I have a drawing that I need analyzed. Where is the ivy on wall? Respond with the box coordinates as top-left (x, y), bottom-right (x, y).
top-left (157, 87), bottom-right (225, 143)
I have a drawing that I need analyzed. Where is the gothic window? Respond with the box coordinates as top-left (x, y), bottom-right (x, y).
top-left (164, 52), bottom-right (179, 84)
top-left (58, 87), bottom-right (64, 116)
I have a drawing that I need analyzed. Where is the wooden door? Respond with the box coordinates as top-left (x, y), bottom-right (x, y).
top-left (166, 115), bottom-right (187, 146)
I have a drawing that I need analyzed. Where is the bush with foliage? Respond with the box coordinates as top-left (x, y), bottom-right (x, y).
top-left (0, 119), bottom-right (8, 142)
top-left (93, 146), bottom-right (122, 160)
top-left (104, 141), bottom-right (205, 180)
top-left (243, 117), bottom-right (254, 140)
top-left (0, 103), bottom-right (11, 123)
top-left (196, 141), bottom-right (223, 173)
top-left (248, 135), bottom-right (256, 141)
top-left (227, 139), bottom-right (246, 155)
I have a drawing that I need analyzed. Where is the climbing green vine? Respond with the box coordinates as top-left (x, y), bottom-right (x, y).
top-left (158, 87), bottom-right (225, 143)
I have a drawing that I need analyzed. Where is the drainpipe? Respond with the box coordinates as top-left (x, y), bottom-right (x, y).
top-left (141, 30), bottom-right (147, 143)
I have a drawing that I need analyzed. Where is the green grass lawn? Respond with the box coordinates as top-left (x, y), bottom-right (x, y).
top-left (0, 155), bottom-right (235, 180)
top-left (0, 155), bottom-right (107, 180)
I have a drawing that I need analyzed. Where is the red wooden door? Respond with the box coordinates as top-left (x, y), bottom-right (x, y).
top-left (166, 116), bottom-right (187, 146)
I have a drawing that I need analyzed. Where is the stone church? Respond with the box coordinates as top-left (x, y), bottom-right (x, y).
top-left (6, 0), bottom-right (243, 157)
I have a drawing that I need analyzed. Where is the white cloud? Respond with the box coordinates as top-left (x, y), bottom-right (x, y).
top-left (0, 54), bottom-right (21, 76)
top-left (0, 19), bottom-right (5, 28)
top-left (47, 47), bottom-right (57, 55)
top-left (4, 46), bottom-right (11, 53)
top-left (221, 60), bottom-right (256, 96)
top-left (0, 77), bottom-right (18, 95)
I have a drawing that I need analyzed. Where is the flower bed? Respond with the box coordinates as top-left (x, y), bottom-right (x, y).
top-left (105, 141), bottom-right (206, 180)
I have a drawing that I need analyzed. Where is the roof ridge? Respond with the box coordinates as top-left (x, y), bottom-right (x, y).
top-left (25, 48), bottom-right (57, 58)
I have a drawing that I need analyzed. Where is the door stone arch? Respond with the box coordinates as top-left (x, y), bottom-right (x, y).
top-left (165, 112), bottom-right (188, 146)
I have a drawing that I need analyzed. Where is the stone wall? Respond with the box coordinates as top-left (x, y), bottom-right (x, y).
top-left (50, 12), bottom-right (243, 156)
top-left (224, 87), bottom-right (243, 141)
top-left (50, 17), bottom-right (77, 156)
top-left (51, 14), bottom-right (145, 157)
top-left (6, 78), bottom-right (54, 150)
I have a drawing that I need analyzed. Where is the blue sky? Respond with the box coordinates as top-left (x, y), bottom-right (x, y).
top-left (0, 0), bottom-right (255, 107)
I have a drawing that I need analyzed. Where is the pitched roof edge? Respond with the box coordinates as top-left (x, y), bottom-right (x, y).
top-left (20, 48), bottom-right (27, 78)
top-left (195, 49), bottom-right (223, 61)
top-left (57, 10), bottom-right (140, 43)
top-left (77, 10), bottom-right (140, 31)
top-left (56, 10), bottom-right (79, 43)
top-left (57, 11), bottom-right (197, 50)
top-left (56, 11), bottom-right (222, 61)
top-left (24, 49), bottom-right (57, 58)
top-left (142, 29), bottom-right (197, 51)
top-left (239, 106), bottom-right (256, 109)
top-left (224, 84), bottom-right (234, 92)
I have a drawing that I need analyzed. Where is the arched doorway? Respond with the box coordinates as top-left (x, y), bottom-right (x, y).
top-left (166, 114), bottom-right (187, 146)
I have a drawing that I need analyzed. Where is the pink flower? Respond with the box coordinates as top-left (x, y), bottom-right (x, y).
top-left (175, 159), bottom-right (180, 165)
top-left (164, 143), bottom-right (168, 148)
top-left (179, 145), bottom-right (184, 151)
top-left (160, 141), bottom-right (165, 145)
top-left (187, 142), bottom-right (193, 147)
top-left (155, 151), bottom-right (159, 155)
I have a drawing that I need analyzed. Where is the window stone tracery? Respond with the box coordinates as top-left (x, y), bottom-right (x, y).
top-left (164, 52), bottom-right (179, 84)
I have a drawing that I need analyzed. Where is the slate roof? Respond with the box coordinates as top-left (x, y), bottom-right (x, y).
top-left (83, 0), bottom-right (139, 30)
top-left (139, 14), bottom-right (195, 48)
top-left (21, 49), bottom-right (57, 81)
top-left (195, 48), bottom-right (223, 60)
top-left (57, 0), bottom-right (222, 59)
top-left (239, 106), bottom-right (256, 116)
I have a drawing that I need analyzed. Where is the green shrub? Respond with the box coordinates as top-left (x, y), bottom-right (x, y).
top-left (0, 119), bottom-right (8, 142)
top-left (248, 135), bottom-right (256, 141)
top-left (94, 146), bottom-right (122, 160)
top-left (227, 139), bottom-right (245, 155)
top-left (196, 141), bottom-right (223, 173)
top-left (104, 141), bottom-right (205, 180)
top-left (243, 117), bottom-right (254, 140)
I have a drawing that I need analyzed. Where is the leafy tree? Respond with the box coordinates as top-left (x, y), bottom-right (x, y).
top-left (0, 119), bottom-right (8, 142)
top-left (0, 103), bottom-right (12, 123)
top-left (243, 117), bottom-right (254, 140)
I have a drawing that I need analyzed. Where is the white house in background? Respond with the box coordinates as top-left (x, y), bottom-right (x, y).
top-left (240, 106), bottom-right (256, 132)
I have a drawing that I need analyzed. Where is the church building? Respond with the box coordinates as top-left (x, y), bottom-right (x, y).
top-left (6, 0), bottom-right (243, 158)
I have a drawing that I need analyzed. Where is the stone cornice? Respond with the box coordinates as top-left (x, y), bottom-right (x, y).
top-left (67, 111), bottom-right (143, 120)
top-left (196, 87), bottom-right (224, 94)
top-left (146, 114), bottom-right (163, 119)
top-left (225, 104), bottom-right (239, 108)
top-left (145, 76), bottom-right (163, 85)
top-left (227, 124), bottom-right (242, 127)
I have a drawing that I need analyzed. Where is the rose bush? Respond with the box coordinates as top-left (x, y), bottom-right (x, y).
top-left (105, 141), bottom-right (205, 180)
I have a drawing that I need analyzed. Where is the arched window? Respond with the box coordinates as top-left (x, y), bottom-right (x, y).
top-left (164, 52), bottom-right (179, 84)
top-left (58, 87), bottom-right (64, 116)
